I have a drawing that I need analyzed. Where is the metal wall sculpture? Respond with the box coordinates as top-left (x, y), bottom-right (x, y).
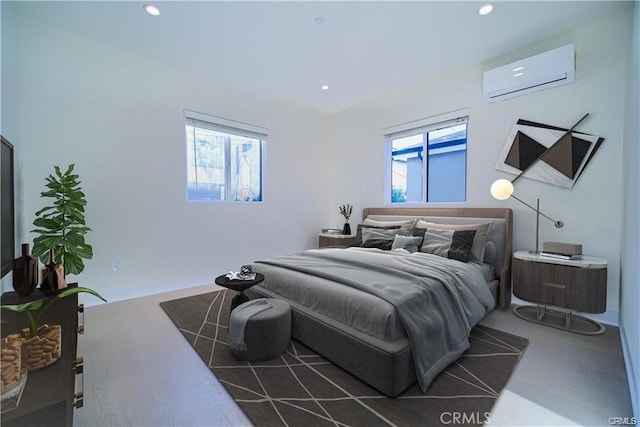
top-left (495, 116), bottom-right (604, 189)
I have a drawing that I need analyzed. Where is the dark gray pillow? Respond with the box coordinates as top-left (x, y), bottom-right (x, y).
top-left (351, 224), bottom-right (401, 247)
top-left (361, 228), bottom-right (408, 250)
top-left (419, 229), bottom-right (477, 262)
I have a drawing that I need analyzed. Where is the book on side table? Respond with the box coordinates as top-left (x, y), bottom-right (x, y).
top-left (539, 251), bottom-right (584, 260)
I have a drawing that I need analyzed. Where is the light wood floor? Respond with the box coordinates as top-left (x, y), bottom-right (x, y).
top-left (74, 284), bottom-right (634, 426)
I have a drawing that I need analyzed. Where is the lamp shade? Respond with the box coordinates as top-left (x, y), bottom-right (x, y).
top-left (490, 179), bottom-right (514, 200)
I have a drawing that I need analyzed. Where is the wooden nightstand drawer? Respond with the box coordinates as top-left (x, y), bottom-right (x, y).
top-left (318, 233), bottom-right (355, 248)
top-left (512, 250), bottom-right (607, 334)
top-left (514, 256), bottom-right (607, 313)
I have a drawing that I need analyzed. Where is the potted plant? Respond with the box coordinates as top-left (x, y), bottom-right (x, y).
top-left (339, 204), bottom-right (353, 235)
top-left (31, 164), bottom-right (93, 278)
top-left (1, 286), bottom-right (106, 371)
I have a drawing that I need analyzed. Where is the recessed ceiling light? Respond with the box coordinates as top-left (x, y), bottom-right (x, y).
top-left (144, 4), bottom-right (160, 16)
top-left (478, 4), bottom-right (494, 16)
top-left (321, 85), bottom-right (330, 91)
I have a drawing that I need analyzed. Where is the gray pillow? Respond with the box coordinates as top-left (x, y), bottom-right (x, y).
top-left (419, 229), bottom-right (477, 262)
top-left (415, 220), bottom-right (492, 262)
top-left (484, 241), bottom-right (497, 264)
top-left (391, 235), bottom-right (423, 253)
top-left (351, 224), bottom-right (401, 247)
top-left (361, 228), bottom-right (408, 250)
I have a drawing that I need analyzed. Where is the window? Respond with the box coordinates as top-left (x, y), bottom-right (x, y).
top-left (185, 111), bottom-right (265, 202)
top-left (386, 114), bottom-right (467, 203)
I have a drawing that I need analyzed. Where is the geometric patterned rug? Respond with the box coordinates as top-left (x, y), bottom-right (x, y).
top-left (160, 289), bottom-right (528, 427)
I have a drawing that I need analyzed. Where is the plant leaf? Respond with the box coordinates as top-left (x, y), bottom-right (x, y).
top-left (64, 252), bottom-right (85, 275)
top-left (55, 286), bottom-right (106, 303)
top-left (0, 297), bottom-right (50, 313)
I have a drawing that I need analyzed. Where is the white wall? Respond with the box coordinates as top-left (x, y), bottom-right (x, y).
top-left (6, 13), bottom-right (332, 302)
top-left (4, 1), bottom-right (636, 413)
top-left (330, 9), bottom-right (633, 321)
top-left (621, 1), bottom-right (639, 416)
top-left (3, 4), bottom-right (635, 324)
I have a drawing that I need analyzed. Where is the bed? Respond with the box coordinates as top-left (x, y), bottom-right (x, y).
top-left (246, 207), bottom-right (513, 396)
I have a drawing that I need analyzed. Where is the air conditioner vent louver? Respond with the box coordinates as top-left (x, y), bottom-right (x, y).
top-left (483, 44), bottom-right (575, 102)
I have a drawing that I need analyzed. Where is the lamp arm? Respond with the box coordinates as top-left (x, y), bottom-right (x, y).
top-left (510, 194), bottom-right (564, 227)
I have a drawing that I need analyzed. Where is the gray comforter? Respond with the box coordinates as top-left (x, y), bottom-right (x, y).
top-left (255, 247), bottom-right (495, 392)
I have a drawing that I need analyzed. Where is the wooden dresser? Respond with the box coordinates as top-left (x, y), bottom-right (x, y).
top-left (1, 286), bottom-right (83, 426)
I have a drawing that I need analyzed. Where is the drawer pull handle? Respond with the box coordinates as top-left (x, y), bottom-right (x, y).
top-left (73, 357), bottom-right (84, 374)
top-left (542, 281), bottom-right (566, 289)
top-left (73, 391), bottom-right (84, 409)
top-left (78, 303), bottom-right (85, 334)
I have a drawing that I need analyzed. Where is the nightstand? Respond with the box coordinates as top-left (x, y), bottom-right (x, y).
top-left (318, 233), bottom-right (355, 248)
top-left (512, 250), bottom-right (607, 335)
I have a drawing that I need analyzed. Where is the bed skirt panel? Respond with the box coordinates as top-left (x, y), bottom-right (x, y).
top-left (246, 286), bottom-right (416, 396)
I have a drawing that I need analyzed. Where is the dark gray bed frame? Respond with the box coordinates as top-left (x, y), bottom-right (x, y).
top-left (248, 207), bottom-right (513, 396)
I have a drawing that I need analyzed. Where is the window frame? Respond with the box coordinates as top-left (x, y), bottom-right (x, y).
top-left (184, 110), bottom-right (267, 203)
top-left (384, 110), bottom-right (469, 205)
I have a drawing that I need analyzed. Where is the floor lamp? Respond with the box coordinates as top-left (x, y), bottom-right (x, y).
top-left (490, 178), bottom-right (564, 254)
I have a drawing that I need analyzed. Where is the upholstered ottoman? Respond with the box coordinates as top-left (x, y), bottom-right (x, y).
top-left (228, 298), bottom-right (291, 362)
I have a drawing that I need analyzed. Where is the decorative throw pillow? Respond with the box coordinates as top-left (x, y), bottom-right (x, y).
top-left (414, 220), bottom-right (492, 262)
top-left (351, 224), bottom-right (401, 247)
top-left (363, 218), bottom-right (416, 229)
top-left (361, 228), bottom-right (408, 250)
top-left (484, 240), bottom-right (497, 264)
top-left (419, 229), bottom-right (477, 262)
top-left (391, 235), bottom-right (423, 253)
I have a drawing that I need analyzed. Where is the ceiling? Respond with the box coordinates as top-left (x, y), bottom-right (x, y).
top-left (9, 1), bottom-right (630, 114)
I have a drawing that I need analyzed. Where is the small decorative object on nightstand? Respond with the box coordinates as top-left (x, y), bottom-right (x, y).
top-left (338, 204), bottom-right (353, 235)
top-left (318, 233), bottom-right (355, 248)
top-left (512, 250), bottom-right (607, 335)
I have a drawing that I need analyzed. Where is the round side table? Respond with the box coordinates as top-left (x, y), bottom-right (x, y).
top-left (214, 272), bottom-right (265, 312)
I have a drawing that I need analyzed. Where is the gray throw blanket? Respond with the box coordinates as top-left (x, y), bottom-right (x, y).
top-left (228, 299), bottom-right (273, 351)
top-left (256, 247), bottom-right (494, 392)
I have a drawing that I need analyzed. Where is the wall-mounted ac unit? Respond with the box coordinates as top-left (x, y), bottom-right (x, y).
top-left (483, 44), bottom-right (575, 102)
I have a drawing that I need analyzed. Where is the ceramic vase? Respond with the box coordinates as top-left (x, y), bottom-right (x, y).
top-left (39, 249), bottom-right (67, 295)
top-left (12, 244), bottom-right (39, 296)
top-left (342, 222), bottom-right (351, 235)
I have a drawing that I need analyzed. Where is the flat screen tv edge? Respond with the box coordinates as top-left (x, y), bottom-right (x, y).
top-left (1, 135), bottom-right (15, 278)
